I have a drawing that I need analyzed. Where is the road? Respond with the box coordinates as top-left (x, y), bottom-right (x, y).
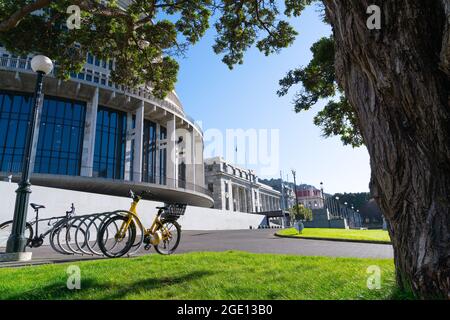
top-left (0, 229), bottom-right (393, 267)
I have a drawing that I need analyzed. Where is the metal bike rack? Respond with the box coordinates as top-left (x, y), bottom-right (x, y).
top-left (47, 211), bottom-right (145, 257)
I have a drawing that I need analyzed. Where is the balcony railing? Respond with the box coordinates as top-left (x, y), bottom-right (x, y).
top-left (0, 52), bottom-right (203, 135)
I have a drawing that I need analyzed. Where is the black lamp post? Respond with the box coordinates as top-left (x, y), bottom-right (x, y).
top-left (291, 169), bottom-right (300, 218)
top-left (319, 181), bottom-right (324, 209)
top-left (6, 55), bottom-right (53, 253)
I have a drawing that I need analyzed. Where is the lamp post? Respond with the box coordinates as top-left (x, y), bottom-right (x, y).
top-left (335, 196), bottom-right (340, 218)
top-left (291, 169), bottom-right (300, 219)
top-left (5, 55), bottom-right (53, 254)
top-left (319, 181), bottom-right (324, 209)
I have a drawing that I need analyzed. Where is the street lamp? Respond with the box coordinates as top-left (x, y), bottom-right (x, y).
top-left (6, 55), bottom-right (53, 255)
top-left (319, 181), bottom-right (324, 209)
top-left (291, 169), bottom-right (300, 219)
top-left (335, 196), bottom-right (340, 217)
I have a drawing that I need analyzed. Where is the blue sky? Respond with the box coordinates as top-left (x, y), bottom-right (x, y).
top-left (172, 4), bottom-right (370, 195)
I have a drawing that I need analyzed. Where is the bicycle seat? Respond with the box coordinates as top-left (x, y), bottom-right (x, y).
top-left (30, 203), bottom-right (45, 210)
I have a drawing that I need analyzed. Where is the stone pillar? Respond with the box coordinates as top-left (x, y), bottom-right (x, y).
top-left (80, 87), bottom-right (99, 177)
top-left (227, 181), bottom-right (233, 211)
top-left (124, 112), bottom-right (133, 181)
top-left (185, 129), bottom-right (196, 188)
top-left (249, 189), bottom-right (254, 212)
top-left (194, 132), bottom-right (205, 189)
top-left (166, 114), bottom-right (177, 188)
top-left (243, 188), bottom-right (248, 213)
top-left (155, 123), bottom-right (160, 182)
top-left (133, 101), bottom-right (144, 182)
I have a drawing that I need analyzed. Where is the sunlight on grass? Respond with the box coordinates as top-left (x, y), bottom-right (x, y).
top-left (277, 228), bottom-right (391, 243)
top-left (0, 251), bottom-right (410, 300)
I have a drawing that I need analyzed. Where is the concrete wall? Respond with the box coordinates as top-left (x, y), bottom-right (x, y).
top-left (0, 181), bottom-right (266, 230)
top-left (302, 208), bottom-right (348, 229)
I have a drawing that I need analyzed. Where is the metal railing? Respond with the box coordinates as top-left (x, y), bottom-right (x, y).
top-left (323, 195), bottom-right (363, 228)
top-left (0, 52), bottom-right (203, 135)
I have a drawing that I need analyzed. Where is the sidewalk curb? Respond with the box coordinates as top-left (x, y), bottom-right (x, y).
top-left (274, 233), bottom-right (392, 245)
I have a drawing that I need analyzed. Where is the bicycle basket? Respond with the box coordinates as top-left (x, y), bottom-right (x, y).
top-left (164, 203), bottom-right (187, 216)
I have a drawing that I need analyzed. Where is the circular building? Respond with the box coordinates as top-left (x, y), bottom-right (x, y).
top-left (0, 46), bottom-right (213, 207)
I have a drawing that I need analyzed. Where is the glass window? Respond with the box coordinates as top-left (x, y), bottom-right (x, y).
top-left (142, 119), bottom-right (156, 183)
top-left (87, 53), bottom-right (94, 64)
top-left (0, 91), bottom-right (86, 175)
top-left (0, 92), bottom-right (32, 172)
top-left (93, 106), bottom-right (127, 179)
top-left (34, 97), bottom-right (86, 175)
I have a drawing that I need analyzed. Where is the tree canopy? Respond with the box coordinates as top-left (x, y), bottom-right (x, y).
top-left (0, 0), bottom-right (357, 145)
top-left (290, 204), bottom-right (312, 221)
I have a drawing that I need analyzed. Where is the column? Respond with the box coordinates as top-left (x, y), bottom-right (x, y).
top-left (184, 128), bottom-right (195, 189)
top-left (194, 133), bottom-right (205, 189)
top-left (243, 188), bottom-right (248, 213)
top-left (166, 114), bottom-right (177, 188)
top-left (124, 112), bottom-right (133, 181)
top-left (80, 87), bottom-right (99, 177)
top-left (228, 181), bottom-right (234, 212)
top-left (133, 101), bottom-right (144, 182)
top-left (155, 123), bottom-right (161, 182)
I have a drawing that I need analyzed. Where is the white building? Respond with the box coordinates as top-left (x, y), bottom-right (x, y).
top-left (204, 157), bottom-right (281, 213)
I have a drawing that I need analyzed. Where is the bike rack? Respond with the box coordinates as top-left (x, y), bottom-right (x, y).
top-left (48, 211), bottom-right (145, 257)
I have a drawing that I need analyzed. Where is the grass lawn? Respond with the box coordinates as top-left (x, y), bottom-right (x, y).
top-left (0, 251), bottom-right (411, 300)
top-left (277, 228), bottom-right (391, 243)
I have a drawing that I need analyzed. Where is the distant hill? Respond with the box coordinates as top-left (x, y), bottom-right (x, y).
top-left (258, 178), bottom-right (315, 192)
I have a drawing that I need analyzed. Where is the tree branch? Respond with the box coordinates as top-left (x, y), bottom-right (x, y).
top-left (254, 0), bottom-right (275, 39)
top-left (0, 0), bottom-right (51, 32)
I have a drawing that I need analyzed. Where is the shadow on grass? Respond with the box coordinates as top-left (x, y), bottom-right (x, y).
top-left (5, 270), bottom-right (215, 300)
top-left (389, 287), bottom-right (416, 300)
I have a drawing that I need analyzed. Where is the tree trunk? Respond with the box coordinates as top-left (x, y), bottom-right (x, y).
top-left (323, 0), bottom-right (450, 299)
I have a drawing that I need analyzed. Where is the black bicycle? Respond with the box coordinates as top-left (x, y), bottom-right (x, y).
top-left (0, 203), bottom-right (86, 254)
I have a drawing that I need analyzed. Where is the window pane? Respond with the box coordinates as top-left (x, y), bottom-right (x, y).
top-left (93, 106), bottom-right (127, 179)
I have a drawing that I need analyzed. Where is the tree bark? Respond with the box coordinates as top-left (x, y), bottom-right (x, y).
top-left (323, 0), bottom-right (450, 299)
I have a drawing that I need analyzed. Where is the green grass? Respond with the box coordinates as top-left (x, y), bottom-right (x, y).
top-left (0, 251), bottom-right (411, 300)
top-left (277, 228), bottom-right (391, 243)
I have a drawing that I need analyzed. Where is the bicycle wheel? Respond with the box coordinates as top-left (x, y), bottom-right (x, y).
top-left (154, 219), bottom-right (181, 255)
top-left (75, 214), bottom-right (100, 255)
top-left (97, 215), bottom-right (136, 258)
top-left (65, 223), bottom-right (87, 255)
top-left (109, 210), bottom-right (145, 256)
top-left (0, 221), bottom-right (33, 248)
top-left (50, 225), bottom-right (73, 255)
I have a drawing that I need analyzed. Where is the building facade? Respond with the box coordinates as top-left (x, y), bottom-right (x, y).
top-left (0, 47), bottom-right (213, 207)
top-left (296, 186), bottom-right (325, 209)
top-left (204, 157), bottom-right (281, 213)
top-left (280, 183), bottom-right (296, 210)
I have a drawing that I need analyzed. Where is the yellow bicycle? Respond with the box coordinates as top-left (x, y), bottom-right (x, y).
top-left (97, 190), bottom-right (185, 258)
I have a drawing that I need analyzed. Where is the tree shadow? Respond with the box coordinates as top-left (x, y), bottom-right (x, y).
top-left (5, 270), bottom-right (215, 300)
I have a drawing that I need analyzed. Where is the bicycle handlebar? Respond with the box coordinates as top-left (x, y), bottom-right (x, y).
top-left (128, 189), bottom-right (151, 200)
top-left (65, 203), bottom-right (75, 217)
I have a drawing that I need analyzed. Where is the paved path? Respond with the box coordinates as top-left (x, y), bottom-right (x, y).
top-left (0, 229), bottom-right (393, 267)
